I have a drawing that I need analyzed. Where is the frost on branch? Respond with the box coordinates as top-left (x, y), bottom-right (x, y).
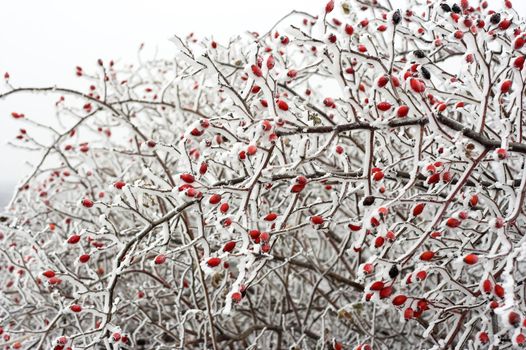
top-left (2, 0), bottom-right (526, 349)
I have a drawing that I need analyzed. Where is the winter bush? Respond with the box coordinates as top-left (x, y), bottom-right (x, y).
top-left (1, 0), bottom-right (526, 349)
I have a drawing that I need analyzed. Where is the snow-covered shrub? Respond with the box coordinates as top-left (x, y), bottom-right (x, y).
top-left (1, 0), bottom-right (526, 349)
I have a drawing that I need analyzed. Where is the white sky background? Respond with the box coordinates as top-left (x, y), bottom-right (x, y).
top-left (0, 0), bottom-right (524, 205)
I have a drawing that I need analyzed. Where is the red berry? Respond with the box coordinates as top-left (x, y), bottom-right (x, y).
top-left (417, 299), bottom-right (429, 312)
top-left (231, 292), bottom-right (242, 302)
top-left (446, 217), bottom-right (461, 228)
top-left (70, 304), bottom-right (82, 313)
top-left (416, 270), bottom-right (427, 281)
top-left (79, 254), bottom-right (90, 263)
top-left (469, 194), bottom-right (478, 207)
top-left (154, 254), bottom-right (166, 265)
top-left (377, 75), bottom-right (389, 88)
top-left (420, 251), bottom-right (435, 261)
top-left (509, 311), bottom-right (521, 327)
top-left (495, 284), bottom-right (505, 298)
top-left (219, 203), bottom-right (229, 214)
top-left (295, 176), bottom-right (308, 185)
top-left (404, 307), bottom-right (414, 320)
top-left (515, 37), bottom-right (525, 50)
top-left (264, 212), bottom-right (278, 221)
top-left (251, 64), bottom-right (262, 78)
top-left (377, 101), bottom-right (392, 111)
top-left (209, 194), bottom-right (222, 205)
top-left (370, 281), bottom-right (384, 291)
top-left (199, 162), bottom-right (208, 175)
top-left (325, 0), bottom-right (334, 13)
top-left (267, 55), bottom-right (275, 70)
top-left (81, 198), bottom-right (93, 208)
top-left (464, 254), bottom-right (478, 265)
top-left (482, 279), bottom-right (492, 294)
top-left (42, 270), bottom-right (56, 278)
top-left (514, 56), bottom-right (525, 70)
top-left (222, 218), bottom-right (232, 227)
top-left (223, 241), bottom-right (236, 253)
top-left (392, 295), bottom-right (408, 306)
top-left (409, 78), bottom-right (425, 93)
top-left (67, 234), bottom-right (81, 244)
top-left (412, 203), bottom-right (425, 216)
top-left (180, 173), bottom-right (195, 183)
top-left (430, 231), bottom-right (441, 238)
top-left (247, 144), bottom-right (257, 156)
top-left (333, 341), bottom-right (343, 350)
top-left (310, 215), bottom-right (324, 225)
top-left (262, 120), bottom-right (272, 131)
top-left (501, 80), bottom-right (512, 93)
top-left (499, 19), bottom-right (511, 30)
top-left (277, 100), bottom-right (289, 111)
top-left (427, 164), bottom-right (438, 174)
top-left (442, 171), bottom-right (452, 182)
top-left (249, 230), bottom-right (260, 240)
top-left (374, 236), bottom-right (385, 248)
top-left (349, 224), bottom-right (361, 231)
top-left (114, 181), bottom-right (126, 190)
top-left (427, 173), bottom-right (440, 184)
top-left (207, 257), bottom-right (221, 267)
top-left (146, 140), bottom-right (157, 148)
top-left (363, 263), bottom-right (374, 274)
top-left (345, 24), bottom-right (354, 36)
top-left (379, 286), bottom-right (393, 299)
top-left (323, 97), bottom-right (335, 108)
top-left (479, 332), bottom-right (489, 344)
top-left (496, 148), bottom-right (508, 160)
top-left (397, 105), bottom-right (409, 118)
top-left (373, 171), bottom-right (384, 181)
top-left (290, 184), bottom-right (305, 193)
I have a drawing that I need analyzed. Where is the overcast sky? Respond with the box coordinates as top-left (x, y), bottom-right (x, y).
top-left (0, 0), bottom-right (523, 205)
